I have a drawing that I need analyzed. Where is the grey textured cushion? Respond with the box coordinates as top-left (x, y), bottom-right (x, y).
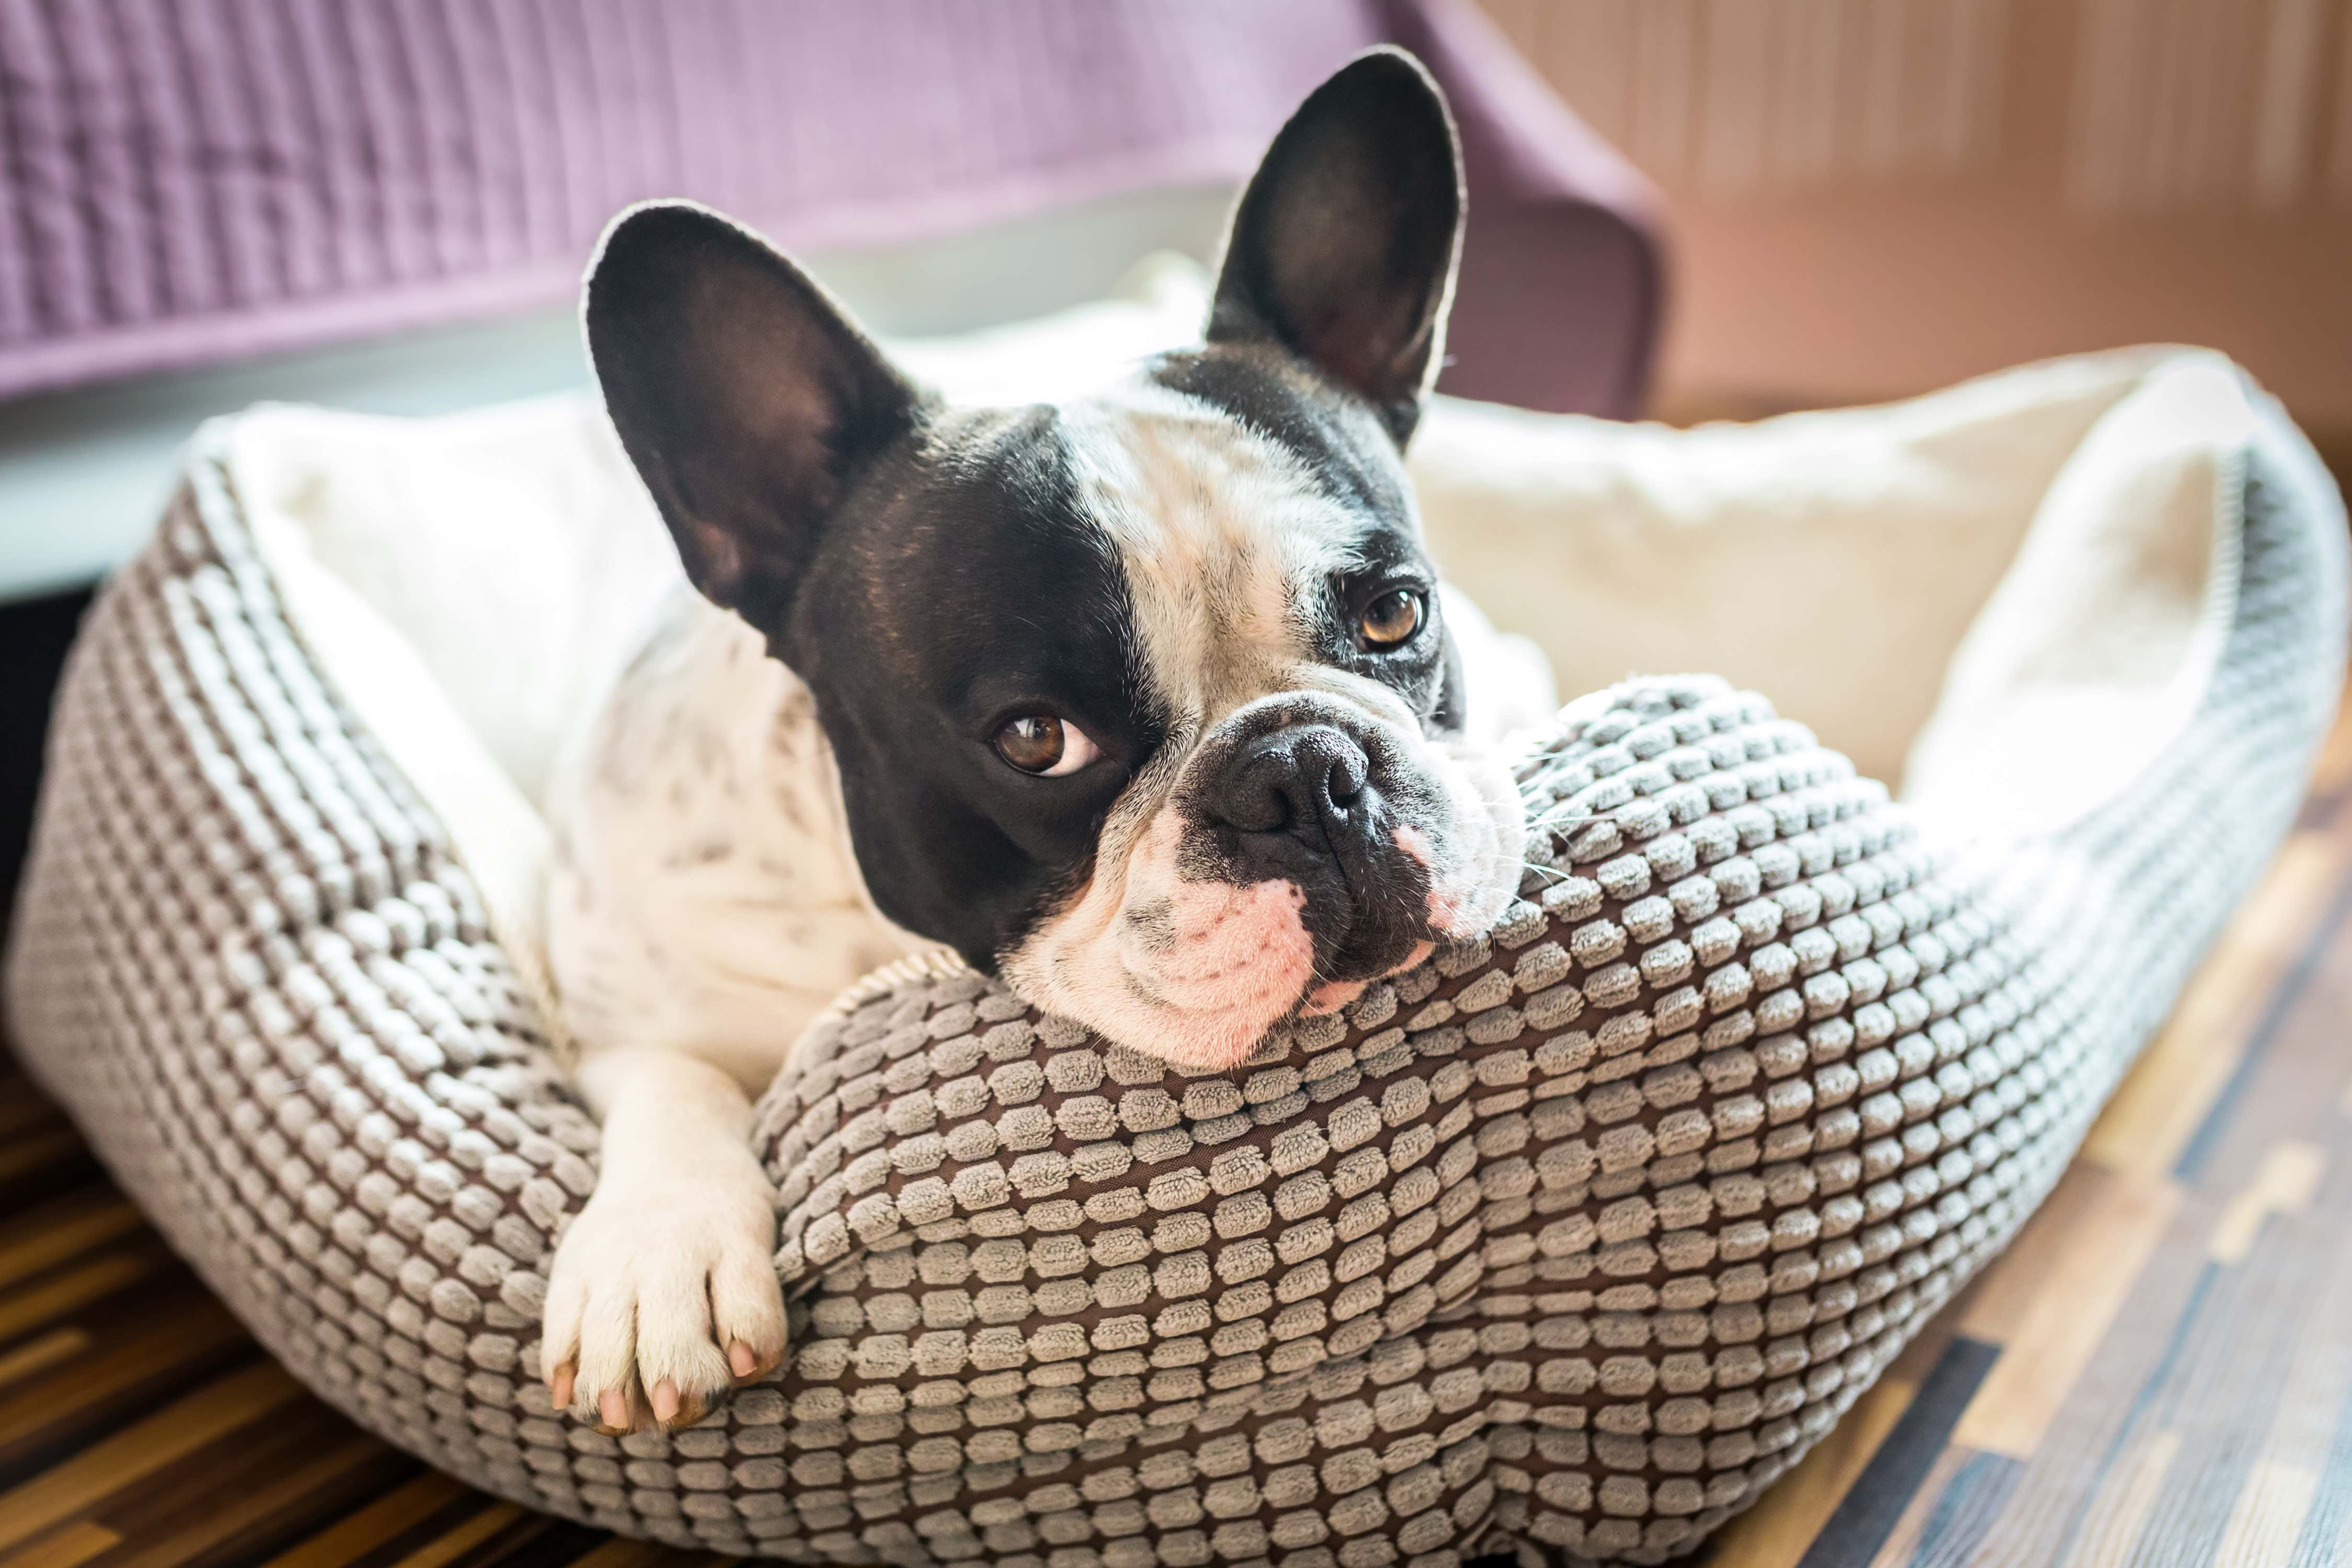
top-left (6, 400), bottom-right (2344, 1566)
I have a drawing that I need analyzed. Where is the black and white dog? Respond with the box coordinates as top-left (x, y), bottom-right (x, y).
top-left (538, 49), bottom-right (1541, 1435)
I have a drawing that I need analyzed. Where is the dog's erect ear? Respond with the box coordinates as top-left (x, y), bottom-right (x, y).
top-left (1209, 48), bottom-right (1464, 444)
top-left (585, 201), bottom-right (922, 620)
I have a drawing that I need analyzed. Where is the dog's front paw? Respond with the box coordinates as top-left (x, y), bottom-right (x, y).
top-left (540, 1172), bottom-right (786, 1435)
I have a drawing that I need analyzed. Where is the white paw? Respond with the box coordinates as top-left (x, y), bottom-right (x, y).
top-left (539, 1168), bottom-right (786, 1434)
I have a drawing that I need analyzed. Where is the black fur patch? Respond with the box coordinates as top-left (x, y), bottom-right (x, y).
top-left (775, 406), bottom-right (1167, 966)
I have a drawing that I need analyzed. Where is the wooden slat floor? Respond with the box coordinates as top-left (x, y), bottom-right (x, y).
top-left (3, 688), bottom-right (2351, 1568)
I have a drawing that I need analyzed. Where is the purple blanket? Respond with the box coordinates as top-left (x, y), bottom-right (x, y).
top-left (0, 0), bottom-right (1658, 415)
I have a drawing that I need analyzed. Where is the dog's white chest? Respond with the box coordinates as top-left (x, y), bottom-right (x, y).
top-left (541, 593), bottom-right (928, 1088)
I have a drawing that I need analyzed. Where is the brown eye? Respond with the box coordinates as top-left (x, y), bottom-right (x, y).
top-left (1357, 588), bottom-right (1425, 649)
top-left (993, 714), bottom-right (1101, 776)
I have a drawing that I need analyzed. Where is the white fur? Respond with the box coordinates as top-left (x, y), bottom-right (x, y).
top-left (543, 589), bottom-right (928, 1083)
top-left (1070, 382), bottom-right (1365, 726)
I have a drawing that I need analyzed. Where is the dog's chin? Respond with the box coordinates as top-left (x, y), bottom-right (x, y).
top-left (1017, 905), bottom-right (1437, 1074)
top-left (1294, 939), bottom-right (1436, 1021)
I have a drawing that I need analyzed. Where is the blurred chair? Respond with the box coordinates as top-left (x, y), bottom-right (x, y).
top-left (0, 0), bottom-right (1661, 904)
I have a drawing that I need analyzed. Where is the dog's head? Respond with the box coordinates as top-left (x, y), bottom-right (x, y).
top-left (586, 50), bottom-right (1525, 1068)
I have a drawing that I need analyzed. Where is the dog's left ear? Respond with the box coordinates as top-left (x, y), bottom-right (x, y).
top-left (1209, 48), bottom-right (1464, 445)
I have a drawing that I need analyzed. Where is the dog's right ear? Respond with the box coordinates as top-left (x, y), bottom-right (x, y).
top-left (1208, 49), bottom-right (1464, 446)
top-left (584, 202), bottom-right (922, 622)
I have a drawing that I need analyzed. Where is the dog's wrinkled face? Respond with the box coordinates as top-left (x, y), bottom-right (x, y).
top-left (586, 50), bottom-right (1525, 1066)
top-left (986, 371), bottom-right (1523, 1065)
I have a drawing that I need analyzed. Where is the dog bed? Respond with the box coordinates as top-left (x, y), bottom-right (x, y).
top-left (7, 331), bottom-right (2344, 1565)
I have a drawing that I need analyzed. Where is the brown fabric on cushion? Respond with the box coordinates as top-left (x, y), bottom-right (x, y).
top-left (4, 401), bottom-right (2342, 1562)
top-left (755, 695), bottom-right (1941, 1563)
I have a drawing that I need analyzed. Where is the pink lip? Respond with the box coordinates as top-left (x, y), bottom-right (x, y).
top-left (1393, 822), bottom-right (1479, 938)
top-left (1302, 978), bottom-right (1366, 1015)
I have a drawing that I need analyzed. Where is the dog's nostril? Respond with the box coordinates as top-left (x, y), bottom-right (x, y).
top-left (1221, 754), bottom-right (1292, 834)
top-left (1325, 747), bottom-right (1366, 810)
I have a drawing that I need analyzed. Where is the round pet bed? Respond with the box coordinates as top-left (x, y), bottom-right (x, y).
top-left (7, 335), bottom-right (2344, 1565)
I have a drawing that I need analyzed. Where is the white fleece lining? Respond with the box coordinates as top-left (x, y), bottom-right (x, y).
top-left (234, 465), bottom-right (571, 1055)
top-left (1900, 357), bottom-right (2247, 838)
top-left (1405, 347), bottom-right (2242, 796)
top-left (227, 298), bottom-right (2249, 984)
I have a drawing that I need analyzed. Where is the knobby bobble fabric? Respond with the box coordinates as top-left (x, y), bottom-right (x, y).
top-left (6, 424), bottom-right (2340, 1565)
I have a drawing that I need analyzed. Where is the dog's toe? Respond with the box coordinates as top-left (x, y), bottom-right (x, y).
top-left (631, 1259), bottom-right (739, 1426)
top-left (710, 1243), bottom-right (789, 1387)
top-left (542, 1178), bottom-right (784, 1435)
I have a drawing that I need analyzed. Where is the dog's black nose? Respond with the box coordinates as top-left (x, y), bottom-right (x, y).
top-left (1209, 724), bottom-right (1370, 839)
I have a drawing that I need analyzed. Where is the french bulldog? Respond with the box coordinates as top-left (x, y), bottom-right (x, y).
top-left (537, 48), bottom-right (1546, 1435)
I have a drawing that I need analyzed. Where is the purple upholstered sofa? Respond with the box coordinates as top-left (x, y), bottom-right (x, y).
top-left (0, 0), bottom-right (1661, 417)
top-left (0, 0), bottom-right (1663, 906)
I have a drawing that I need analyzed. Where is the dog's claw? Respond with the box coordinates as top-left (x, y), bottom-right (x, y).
top-left (548, 1362), bottom-right (575, 1411)
top-left (651, 1379), bottom-right (681, 1425)
top-left (729, 1341), bottom-right (760, 1382)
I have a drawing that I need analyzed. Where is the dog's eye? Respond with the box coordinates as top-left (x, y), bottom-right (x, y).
top-left (1357, 588), bottom-right (1425, 649)
top-left (993, 714), bottom-right (1100, 776)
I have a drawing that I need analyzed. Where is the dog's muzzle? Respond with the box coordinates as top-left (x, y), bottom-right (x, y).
top-left (1183, 699), bottom-right (1446, 985)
